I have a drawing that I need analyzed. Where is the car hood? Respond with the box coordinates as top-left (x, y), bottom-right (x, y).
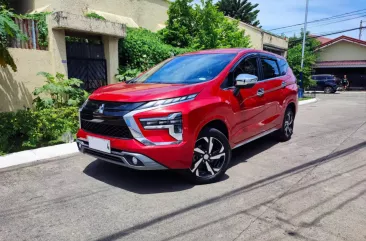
top-left (90, 82), bottom-right (206, 102)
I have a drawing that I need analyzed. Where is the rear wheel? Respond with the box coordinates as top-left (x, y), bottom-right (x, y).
top-left (185, 128), bottom-right (231, 184)
top-left (275, 107), bottom-right (295, 142)
top-left (324, 86), bottom-right (333, 94)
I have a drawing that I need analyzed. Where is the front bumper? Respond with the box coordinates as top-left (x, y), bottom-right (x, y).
top-left (77, 139), bottom-right (167, 170)
top-left (76, 129), bottom-right (195, 169)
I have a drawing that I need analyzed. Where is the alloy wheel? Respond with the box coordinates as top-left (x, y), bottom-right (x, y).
top-left (325, 87), bottom-right (332, 94)
top-left (284, 111), bottom-right (294, 138)
top-left (190, 137), bottom-right (226, 178)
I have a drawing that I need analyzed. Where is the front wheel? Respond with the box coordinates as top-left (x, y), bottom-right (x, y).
top-left (184, 128), bottom-right (231, 185)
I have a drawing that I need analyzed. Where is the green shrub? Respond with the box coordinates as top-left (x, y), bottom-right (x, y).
top-left (85, 12), bottom-right (106, 20)
top-left (118, 27), bottom-right (192, 77)
top-left (116, 67), bottom-right (141, 82)
top-left (0, 6), bottom-right (27, 71)
top-left (33, 72), bottom-right (89, 110)
top-left (159, 0), bottom-right (251, 50)
top-left (0, 107), bottom-right (79, 155)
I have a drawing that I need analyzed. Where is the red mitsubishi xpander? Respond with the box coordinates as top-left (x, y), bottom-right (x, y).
top-left (77, 49), bottom-right (298, 184)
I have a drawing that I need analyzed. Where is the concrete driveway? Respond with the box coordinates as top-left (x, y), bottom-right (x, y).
top-left (1, 92), bottom-right (365, 241)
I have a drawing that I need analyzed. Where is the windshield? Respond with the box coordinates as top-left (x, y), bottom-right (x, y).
top-left (131, 53), bottom-right (236, 84)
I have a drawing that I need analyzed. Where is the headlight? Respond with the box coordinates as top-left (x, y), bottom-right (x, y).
top-left (137, 94), bottom-right (197, 110)
top-left (139, 113), bottom-right (183, 141)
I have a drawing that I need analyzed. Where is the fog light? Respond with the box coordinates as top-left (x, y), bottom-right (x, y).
top-left (124, 155), bottom-right (144, 166)
top-left (132, 157), bottom-right (138, 165)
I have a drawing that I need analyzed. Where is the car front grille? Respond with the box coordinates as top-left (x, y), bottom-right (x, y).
top-left (80, 100), bottom-right (145, 139)
top-left (81, 120), bottom-right (133, 139)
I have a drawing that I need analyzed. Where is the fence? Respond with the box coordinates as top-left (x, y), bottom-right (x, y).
top-left (7, 18), bottom-right (47, 50)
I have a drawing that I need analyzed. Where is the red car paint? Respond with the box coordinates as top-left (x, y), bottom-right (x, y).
top-left (77, 49), bottom-right (298, 170)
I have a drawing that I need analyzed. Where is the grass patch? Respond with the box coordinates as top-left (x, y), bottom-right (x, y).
top-left (299, 97), bottom-right (314, 101)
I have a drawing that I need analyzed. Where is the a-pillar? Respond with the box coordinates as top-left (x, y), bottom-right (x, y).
top-left (103, 36), bottom-right (119, 84)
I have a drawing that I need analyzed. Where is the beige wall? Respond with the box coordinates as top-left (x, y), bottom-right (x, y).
top-left (0, 49), bottom-right (53, 112)
top-left (33, 0), bottom-right (50, 10)
top-left (263, 32), bottom-right (288, 50)
top-left (103, 36), bottom-right (120, 84)
top-left (237, 21), bottom-right (262, 50)
top-left (318, 41), bottom-right (366, 61)
top-left (32, 0), bottom-right (169, 31)
top-left (233, 17), bottom-right (288, 55)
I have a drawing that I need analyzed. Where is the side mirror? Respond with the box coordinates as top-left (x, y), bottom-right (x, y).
top-left (235, 74), bottom-right (258, 89)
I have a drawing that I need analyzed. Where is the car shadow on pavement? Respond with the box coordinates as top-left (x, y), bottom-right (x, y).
top-left (83, 160), bottom-right (196, 194)
top-left (229, 135), bottom-right (279, 169)
top-left (83, 136), bottom-right (277, 194)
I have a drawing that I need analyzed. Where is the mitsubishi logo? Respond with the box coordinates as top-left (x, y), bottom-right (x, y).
top-left (95, 104), bottom-right (105, 114)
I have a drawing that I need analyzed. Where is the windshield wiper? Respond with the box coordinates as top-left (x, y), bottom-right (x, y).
top-left (126, 78), bottom-right (137, 84)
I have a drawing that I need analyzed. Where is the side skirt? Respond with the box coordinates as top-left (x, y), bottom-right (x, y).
top-left (233, 128), bottom-right (279, 149)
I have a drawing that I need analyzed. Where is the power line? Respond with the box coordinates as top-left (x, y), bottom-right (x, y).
top-left (267, 8), bottom-right (366, 31)
top-left (289, 26), bottom-right (366, 43)
top-left (278, 13), bottom-right (366, 35)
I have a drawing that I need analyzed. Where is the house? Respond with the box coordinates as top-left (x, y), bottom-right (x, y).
top-left (231, 17), bottom-right (289, 57)
top-left (313, 35), bottom-right (366, 90)
top-left (1, 0), bottom-right (169, 112)
top-left (309, 35), bottom-right (332, 45)
top-left (9, 0), bottom-right (168, 31)
top-left (1, 0), bottom-right (288, 112)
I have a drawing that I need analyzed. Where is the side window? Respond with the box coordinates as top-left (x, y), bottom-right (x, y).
top-left (233, 57), bottom-right (259, 79)
top-left (261, 58), bottom-right (280, 79)
top-left (224, 57), bottom-right (259, 87)
top-left (278, 59), bottom-right (289, 76)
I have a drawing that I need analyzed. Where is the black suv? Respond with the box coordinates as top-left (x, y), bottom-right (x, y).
top-left (310, 75), bottom-right (339, 94)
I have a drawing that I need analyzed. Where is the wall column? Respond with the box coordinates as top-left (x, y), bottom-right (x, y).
top-left (47, 26), bottom-right (68, 76)
top-left (103, 36), bottom-right (119, 84)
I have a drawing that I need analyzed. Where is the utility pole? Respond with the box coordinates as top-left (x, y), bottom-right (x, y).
top-left (359, 20), bottom-right (363, 40)
top-left (299, 0), bottom-right (309, 98)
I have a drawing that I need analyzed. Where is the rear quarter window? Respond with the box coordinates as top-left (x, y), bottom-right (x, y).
top-left (278, 59), bottom-right (289, 76)
top-left (261, 58), bottom-right (280, 79)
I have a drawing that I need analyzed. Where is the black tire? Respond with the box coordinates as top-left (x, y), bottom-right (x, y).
top-left (324, 86), bottom-right (333, 94)
top-left (275, 107), bottom-right (295, 142)
top-left (183, 127), bottom-right (231, 185)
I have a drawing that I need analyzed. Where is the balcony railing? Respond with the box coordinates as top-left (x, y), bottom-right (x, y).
top-left (8, 18), bottom-right (47, 50)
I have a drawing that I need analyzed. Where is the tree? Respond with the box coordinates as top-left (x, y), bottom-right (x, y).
top-left (160, 0), bottom-right (251, 50)
top-left (159, 0), bottom-right (196, 48)
top-left (0, 6), bottom-right (26, 71)
top-left (216, 0), bottom-right (260, 27)
top-left (287, 32), bottom-right (321, 88)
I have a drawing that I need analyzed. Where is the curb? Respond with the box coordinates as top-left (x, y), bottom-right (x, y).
top-left (0, 143), bottom-right (78, 169)
top-left (299, 98), bottom-right (317, 106)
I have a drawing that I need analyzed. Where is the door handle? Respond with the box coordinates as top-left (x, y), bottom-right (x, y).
top-left (257, 88), bottom-right (264, 97)
top-left (281, 81), bottom-right (287, 88)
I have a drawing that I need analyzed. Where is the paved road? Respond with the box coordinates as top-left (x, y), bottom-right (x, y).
top-left (1, 92), bottom-right (366, 241)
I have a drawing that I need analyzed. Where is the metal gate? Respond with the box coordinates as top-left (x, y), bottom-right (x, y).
top-left (66, 42), bottom-right (107, 92)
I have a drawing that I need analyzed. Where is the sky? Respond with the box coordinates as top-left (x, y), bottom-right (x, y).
top-left (250, 0), bottom-right (366, 40)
